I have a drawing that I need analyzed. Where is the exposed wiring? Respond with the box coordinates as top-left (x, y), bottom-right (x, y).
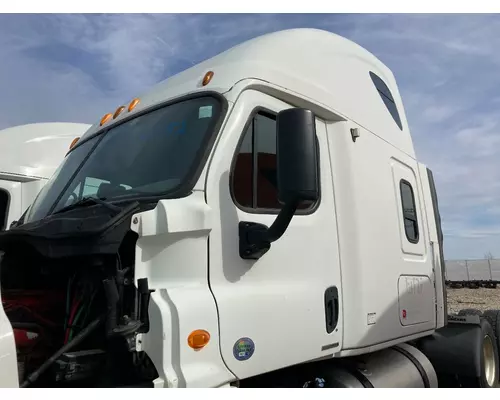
top-left (82, 289), bottom-right (98, 327)
top-left (63, 273), bottom-right (77, 336)
top-left (63, 279), bottom-right (71, 334)
top-left (64, 298), bottom-right (81, 344)
top-left (69, 308), bottom-right (82, 342)
top-left (21, 315), bottom-right (105, 388)
top-left (65, 279), bottom-right (98, 342)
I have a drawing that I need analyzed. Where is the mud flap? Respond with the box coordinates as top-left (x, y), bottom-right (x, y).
top-left (418, 315), bottom-right (498, 387)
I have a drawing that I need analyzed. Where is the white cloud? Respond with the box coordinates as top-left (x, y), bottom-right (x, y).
top-left (332, 14), bottom-right (500, 259)
top-left (422, 105), bottom-right (462, 124)
top-left (1, 14), bottom-right (500, 259)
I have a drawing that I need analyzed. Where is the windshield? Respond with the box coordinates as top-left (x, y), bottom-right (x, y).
top-left (24, 95), bottom-right (223, 223)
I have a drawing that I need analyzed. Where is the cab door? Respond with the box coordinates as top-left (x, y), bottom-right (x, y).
top-left (206, 89), bottom-right (342, 380)
top-left (391, 158), bottom-right (436, 330)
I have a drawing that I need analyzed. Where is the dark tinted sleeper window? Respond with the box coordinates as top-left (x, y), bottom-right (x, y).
top-left (400, 180), bottom-right (419, 243)
top-left (232, 111), bottom-right (315, 211)
top-left (0, 189), bottom-right (8, 230)
top-left (369, 71), bottom-right (403, 131)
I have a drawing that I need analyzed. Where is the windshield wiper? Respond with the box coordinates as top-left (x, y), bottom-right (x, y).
top-left (53, 196), bottom-right (122, 216)
top-left (108, 188), bottom-right (150, 200)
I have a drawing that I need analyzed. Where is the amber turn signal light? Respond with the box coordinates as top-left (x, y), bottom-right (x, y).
top-left (187, 329), bottom-right (210, 350)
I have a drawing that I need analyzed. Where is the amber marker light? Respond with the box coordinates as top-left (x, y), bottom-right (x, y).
top-left (202, 71), bottom-right (214, 86)
top-left (128, 98), bottom-right (140, 112)
top-left (69, 137), bottom-right (80, 150)
top-left (100, 113), bottom-right (112, 126)
top-left (113, 105), bottom-right (125, 119)
top-left (187, 329), bottom-right (210, 350)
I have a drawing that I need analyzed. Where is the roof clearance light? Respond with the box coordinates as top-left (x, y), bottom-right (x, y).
top-left (128, 98), bottom-right (140, 112)
top-left (113, 105), bottom-right (125, 119)
top-left (69, 137), bottom-right (80, 150)
top-left (187, 329), bottom-right (210, 350)
top-left (202, 71), bottom-right (214, 87)
top-left (100, 113), bottom-right (113, 126)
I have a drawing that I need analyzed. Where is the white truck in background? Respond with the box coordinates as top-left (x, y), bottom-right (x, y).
top-left (0, 28), bottom-right (498, 389)
top-left (0, 122), bottom-right (90, 230)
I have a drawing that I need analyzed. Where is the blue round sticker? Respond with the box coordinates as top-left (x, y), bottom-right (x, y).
top-left (233, 337), bottom-right (255, 361)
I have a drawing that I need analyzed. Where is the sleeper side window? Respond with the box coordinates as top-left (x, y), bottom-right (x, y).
top-left (231, 110), bottom-right (317, 212)
top-left (370, 71), bottom-right (403, 131)
top-left (0, 189), bottom-right (9, 230)
top-left (400, 180), bottom-right (419, 243)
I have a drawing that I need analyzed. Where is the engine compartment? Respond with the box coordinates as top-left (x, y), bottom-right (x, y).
top-left (0, 203), bottom-right (159, 388)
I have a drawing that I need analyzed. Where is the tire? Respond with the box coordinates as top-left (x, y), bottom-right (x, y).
top-left (483, 310), bottom-right (500, 354)
top-left (458, 308), bottom-right (483, 316)
top-left (459, 318), bottom-right (499, 388)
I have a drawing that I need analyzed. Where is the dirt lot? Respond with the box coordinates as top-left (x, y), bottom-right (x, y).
top-left (447, 287), bottom-right (500, 314)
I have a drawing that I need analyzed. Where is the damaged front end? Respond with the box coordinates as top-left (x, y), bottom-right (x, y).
top-left (0, 201), bottom-right (159, 388)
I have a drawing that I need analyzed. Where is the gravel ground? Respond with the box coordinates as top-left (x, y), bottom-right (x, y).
top-left (447, 287), bottom-right (500, 314)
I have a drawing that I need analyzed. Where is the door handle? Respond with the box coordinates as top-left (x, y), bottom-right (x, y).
top-left (324, 286), bottom-right (339, 334)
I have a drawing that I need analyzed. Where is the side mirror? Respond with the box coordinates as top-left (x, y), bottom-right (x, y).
top-left (276, 108), bottom-right (319, 205)
top-left (239, 107), bottom-right (319, 260)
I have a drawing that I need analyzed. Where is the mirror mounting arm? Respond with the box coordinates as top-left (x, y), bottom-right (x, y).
top-left (239, 198), bottom-right (300, 260)
top-left (265, 197), bottom-right (300, 242)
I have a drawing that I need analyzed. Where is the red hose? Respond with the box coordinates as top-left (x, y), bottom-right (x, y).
top-left (2, 301), bottom-right (58, 327)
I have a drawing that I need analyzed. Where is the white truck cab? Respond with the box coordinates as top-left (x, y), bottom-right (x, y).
top-left (0, 29), bottom-right (497, 389)
top-left (0, 122), bottom-right (91, 230)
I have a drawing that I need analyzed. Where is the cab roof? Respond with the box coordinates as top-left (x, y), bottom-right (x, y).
top-left (0, 122), bottom-right (91, 180)
top-left (85, 28), bottom-right (415, 157)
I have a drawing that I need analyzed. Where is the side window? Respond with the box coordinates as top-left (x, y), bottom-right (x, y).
top-left (231, 110), bottom-right (317, 212)
top-left (0, 189), bottom-right (9, 230)
top-left (232, 122), bottom-right (254, 209)
top-left (400, 180), bottom-right (419, 243)
top-left (369, 71), bottom-right (403, 131)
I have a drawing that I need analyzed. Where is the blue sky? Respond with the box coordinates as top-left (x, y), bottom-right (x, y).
top-left (0, 13), bottom-right (499, 260)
